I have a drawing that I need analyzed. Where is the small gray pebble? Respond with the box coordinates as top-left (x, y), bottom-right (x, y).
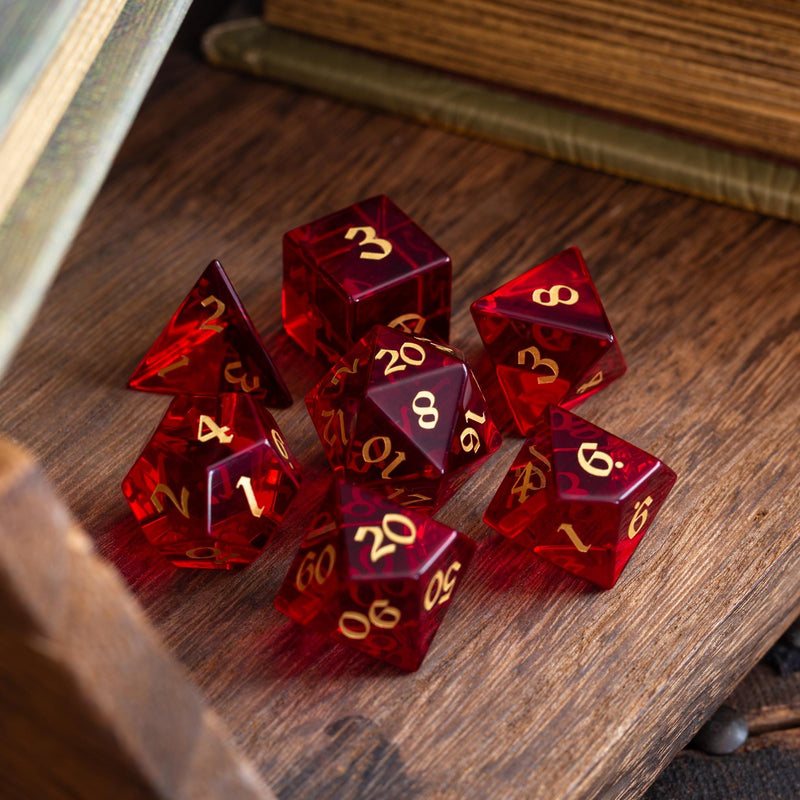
top-left (691, 705), bottom-right (748, 755)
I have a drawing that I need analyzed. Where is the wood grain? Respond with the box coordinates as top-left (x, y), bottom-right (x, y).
top-left (1, 48), bottom-right (799, 798)
top-left (266, 0), bottom-right (800, 162)
top-left (0, 438), bottom-right (273, 800)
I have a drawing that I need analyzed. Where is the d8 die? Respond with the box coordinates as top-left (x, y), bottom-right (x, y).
top-left (471, 247), bottom-right (625, 435)
top-left (128, 260), bottom-right (291, 407)
top-left (306, 325), bottom-right (502, 513)
top-left (275, 480), bottom-right (475, 670)
top-left (282, 195), bottom-right (451, 361)
top-left (122, 394), bottom-right (301, 569)
top-left (484, 406), bottom-right (676, 589)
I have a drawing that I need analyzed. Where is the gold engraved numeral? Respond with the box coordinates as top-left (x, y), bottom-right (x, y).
top-left (339, 599), bottom-right (401, 640)
top-left (151, 484), bottom-right (190, 518)
top-left (322, 408), bottom-right (349, 446)
top-left (271, 428), bottom-right (290, 460)
top-left (517, 346), bottom-right (559, 384)
top-left (576, 370), bottom-right (603, 395)
top-left (628, 496), bottom-right (653, 539)
top-left (236, 476), bottom-right (264, 518)
top-left (388, 313), bottom-right (426, 334)
top-left (224, 361), bottom-right (260, 393)
top-left (354, 512), bottom-right (417, 563)
top-left (509, 443), bottom-right (551, 503)
top-left (411, 390), bottom-right (439, 429)
top-left (577, 442), bottom-right (623, 478)
top-left (199, 295), bottom-right (226, 332)
top-left (375, 341), bottom-right (426, 375)
top-left (386, 487), bottom-right (432, 507)
top-left (345, 226), bottom-right (393, 260)
top-left (157, 355), bottom-right (189, 378)
top-left (362, 435), bottom-right (406, 479)
top-left (331, 358), bottom-right (359, 386)
top-left (460, 410), bottom-right (486, 453)
top-left (197, 414), bottom-right (233, 444)
top-left (185, 546), bottom-right (240, 565)
top-left (532, 284), bottom-right (579, 307)
top-left (295, 544), bottom-right (337, 592)
top-left (423, 561), bottom-right (462, 611)
top-left (559, 522), bottom-right (591, 553)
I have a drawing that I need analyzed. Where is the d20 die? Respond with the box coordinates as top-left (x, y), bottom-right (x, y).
top-left (122, 394), bottom-right (301, 569)
top-left (470, 247), bottom-right (625, 435)
top-left (484, 406), bottom-right (676, 589)
top-left (282, 195), bottom-right (451, 361)
top-left (128, 259), bottom-right (291, 407)
top-left (274, 480), bottom-right (475, 671)
top-left (306, 325), bottom-right (502, 513)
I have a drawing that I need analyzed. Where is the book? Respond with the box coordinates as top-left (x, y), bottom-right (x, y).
top-left (264, 0), bottom-right (800, 163)
top-left (0, 0), bottom-right (192, 380)
top-left (203, 19), bottom-right (800, 223)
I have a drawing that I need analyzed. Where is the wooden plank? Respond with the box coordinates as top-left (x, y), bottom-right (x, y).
top-left (265, 0), bottom-right (800, 162)
top-left (728, 662), bottom-right (800, 734)
top-left (0, 0), bottom-right (192, 384)
top-left (1, 49), bottom-right (799, 799)
top-left (0, 438), bottom-right (273, 800)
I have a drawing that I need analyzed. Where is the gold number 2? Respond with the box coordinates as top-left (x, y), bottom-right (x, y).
top-left (151, 484), bottom-right (190, 518)
top-left (345, 226), bottom-right (393, 260)
top-left (199, 295), bottom-right (226, 332)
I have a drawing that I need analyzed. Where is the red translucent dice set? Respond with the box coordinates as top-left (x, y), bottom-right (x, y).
top-left (121, 195), bottom-right (676, 670)
top-left (274, 480), bottom-right (474, 671)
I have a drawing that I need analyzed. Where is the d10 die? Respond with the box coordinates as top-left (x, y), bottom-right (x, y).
top-left (306, 325), bottom-right (502, 513)
top-left (128, 259), bottom-right (291, 407)
top-left (470, 247), bottom-right (625, 435)
top-left (275, 480), bottom-right (474, 671)
top-left (484, 406), bottom-right (676, 589)
top-left (122, 394), bottom-right (301, 569)
top-left (282, 195), bottom-right (451, 361)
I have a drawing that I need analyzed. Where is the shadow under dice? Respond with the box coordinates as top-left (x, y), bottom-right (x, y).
top-left (306, 325), bottom-right (502, 513)
top-left (471, 247), bottom-right (625, 435)
top-left (275, 480), bottom-right (475, 671)
top-left (128, 259), bottom-right (291, 407)
top-left (282, 195), bottom-right (452, 362)
top-left (122, 394), bottom-right (301, 569)
top-left (484, 406), bottom-right (676, 589)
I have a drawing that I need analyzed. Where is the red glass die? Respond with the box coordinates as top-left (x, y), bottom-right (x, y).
top-left (306, 325), bottom-right (502, 513)
top-left (484, 406), bottom-right (676, 589)
top-left (471, 247), bottom-right (625, 435)
top-left (121, 394), bottom-right (301, 568)
top-left (282, 195), bottom-right (451, 361)
top-left (128, 260), bottom-right (291, 407)
top-left (274, 480), bottom-right (475, 670)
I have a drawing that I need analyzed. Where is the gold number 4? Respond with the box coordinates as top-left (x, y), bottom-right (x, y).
top-left (345, 226), bottom-right (393, 260)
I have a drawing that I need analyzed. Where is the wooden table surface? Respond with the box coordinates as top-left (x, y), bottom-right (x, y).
top-left (2, 48), bottom-right (799, 799)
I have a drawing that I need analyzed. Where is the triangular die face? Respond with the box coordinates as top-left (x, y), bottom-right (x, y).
top-left (346, 395), bottom-right (437, 486)
top-left (366, 360), bottom-right (466, 470)
top-left (483, 424), bottom-right (555, 541)
top-left (337, 482), bottom-right (457, 581)
top-left (562, 340), bottom-right (627, 408)
top-left (128, 260), bottom-right (291, 407)
top-left (549, 406), bottom-right (664, 503)
top-left (472, 248), bottom-right (614, 341)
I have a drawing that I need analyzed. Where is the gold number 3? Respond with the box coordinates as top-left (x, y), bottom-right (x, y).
top-left (345, 226), bottom-right (393, 260)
